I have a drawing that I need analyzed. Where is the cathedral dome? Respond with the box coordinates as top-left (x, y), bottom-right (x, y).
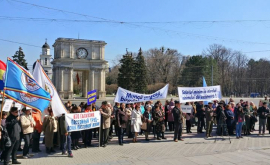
top-left (42, 42), bottom-right (50, 49)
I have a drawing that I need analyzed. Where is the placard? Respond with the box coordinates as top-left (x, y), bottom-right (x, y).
top-left (87, 90), bottom-right (97, 105)
top-left (2, 99), bottom-right (13, 112)
top-left (181, 105), bottom-right (192, 113)
top-left (65, 111), bottom-right (100, 132)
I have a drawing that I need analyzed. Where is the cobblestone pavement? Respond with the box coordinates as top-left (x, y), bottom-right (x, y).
top-left (15, 124), bottom-right (270, 165)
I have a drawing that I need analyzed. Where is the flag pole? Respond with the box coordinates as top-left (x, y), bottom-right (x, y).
top-left (0, 89), bottom-right (6, 124)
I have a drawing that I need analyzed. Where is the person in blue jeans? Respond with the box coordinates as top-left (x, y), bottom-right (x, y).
top-left (235, 106), bottom-right (245, 139)
top-left (59, 114), bottom-right (73, 158)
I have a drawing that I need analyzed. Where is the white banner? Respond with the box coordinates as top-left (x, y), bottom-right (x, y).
top-left (2, 100), bottom-right (13, 112)
top-left (65, 111), bottom-right (101, 132)
top-left (114, 84), bottom-right (169, 103)
top-left (181, 105), bottom-right (192, 113)
top-left (33, 61), bottom-right (67, 116)
top-left (178, 85), bottom-right (222, 103)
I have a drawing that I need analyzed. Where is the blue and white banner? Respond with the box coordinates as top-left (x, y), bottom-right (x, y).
top-left (114, 84), bottom-right (169, 103)
top-left (65, 111), bottom-right (101, 132)
top-left (178, 85), bottom-right (222, 103)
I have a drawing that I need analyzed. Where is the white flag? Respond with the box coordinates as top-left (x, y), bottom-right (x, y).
top-left (33, 60), bottom-right (67, 116)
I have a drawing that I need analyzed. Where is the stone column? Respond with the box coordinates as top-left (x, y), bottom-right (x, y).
top-left (82, 71), bottom-right (88, 98)
top-left (91, 70), bottom-right (95, 90)
top-left (59, 68), bottom-right (63, 92)
top-left (98, 69), bottom-right (106, 98)
top-left (68, 68), bottom-right (73, 99)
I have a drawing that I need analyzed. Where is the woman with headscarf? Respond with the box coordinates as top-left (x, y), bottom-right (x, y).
top-left (153, 105), bottom-right (165, 140)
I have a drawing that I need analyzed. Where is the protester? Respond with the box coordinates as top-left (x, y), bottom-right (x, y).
top-left (131, 105), bottom-right (143, 142)
top-left (92, 102), bottom-right (99, 138)
top-left (224, 104), bottom-right (234, 135)
top-left (20, 107), bottom-right (36, 159)
top-left (153, 105), bottom-right (164, 140)
top-left (143, 105), bottom-right (153, 141)
top-left (243, 105), bottom-right (251, 135)
top-left (167, 102), bottom-right (174, 131)
top-left (99, 101), bottom-right (111, 147)
top-left (82, 105), bottom-right (93, 148)
top-left (1, 112), bottom-right (7, 127)
top-left (257, 102), bottom-right (269, 135)
top-left (164, 100), bottom-right (169, 131)
top-left (235, 106), bottom-right (244, 139)
top-left (59, 113), bottom-right (73, 158)
top-left (4, 107), bottom-right (21, 165)
top-left (0, 122), bottom-right (10, 163)
top-left (116, 103), bottom-right (127, 145)
top-left (172, 101), bottom-right (184, 142)
top-left (196, 101), bottom-right (205, 133)
top-left (32, 109), bottom-right (42, 153)
top-left (124, 103), bottom-right (132, 138)
top-left (216, 101), bottom-right (227, 136)
top-left (70, 106), bottom-right (81, 150)
top-left (205, 102), bottom-right (214, 138)
top-left (43, 107), bottom-right (57, 154)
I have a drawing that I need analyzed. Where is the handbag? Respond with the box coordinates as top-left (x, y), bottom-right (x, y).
top-left (141, 122), bottom-right (147, 130)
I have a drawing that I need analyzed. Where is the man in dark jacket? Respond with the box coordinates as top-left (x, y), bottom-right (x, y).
top-left (59, 114), bottom-right (73, 158)
top-left (172, 101), bottom-right (184, 142)
top-left (4, 107), bottom-right (21, 165)
top-left (205, 102), bottom-right (214, 138)
top-left (257, 102), bottom-right (269, 135)
top-left (216, 102), bottom-right (227, 136)
top-left (196, 101), bottom-right (205, 133)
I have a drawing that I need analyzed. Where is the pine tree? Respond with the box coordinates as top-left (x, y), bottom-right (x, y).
top-left (133, 48), bottom-right (147, 93)
top-left (12, 47), bottom-right (28, 70)
top-left (117, 51), bottom-right (135, 90)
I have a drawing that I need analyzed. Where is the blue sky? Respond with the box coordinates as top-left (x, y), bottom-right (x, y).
top-left (0, 0), bottom-right (270, 68)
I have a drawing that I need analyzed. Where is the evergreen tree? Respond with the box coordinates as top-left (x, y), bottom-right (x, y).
top-left (133, 48), bottom-right (147, 93)
top-left (12, 47), bottom-right (28, 70)
top-left (117, 51), bottom-right (135, 90)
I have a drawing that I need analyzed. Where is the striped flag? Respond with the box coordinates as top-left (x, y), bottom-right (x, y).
top-left (0, 60), bottom-right (6, 90)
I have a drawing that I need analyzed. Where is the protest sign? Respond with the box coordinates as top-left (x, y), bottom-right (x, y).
top-left (178, 85), bottom-right (222, 103)
top-left (181, 105), bottom-right (192, 113)
top-left (87, 90), bottom-right (97, 105)
top-left (114, 84), bottom-right (169, 103)
top-left (14, 102), bottom-right (23, 110)
top-left (65, 111), bottom-right (101, 132)
top-left (2, 99), bottom-right (13, 112)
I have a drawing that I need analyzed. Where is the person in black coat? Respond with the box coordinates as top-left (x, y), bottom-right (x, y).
top-left (4, 107), bottom-right (21, 165)
top-left (257, 102), bottom-right (269, 135)
top-left (196, 101), bottom-right (205, 133)
top-left (172, 101), bottom-right (184, 142)
top-left (216, 102), bottom-right (227, 136)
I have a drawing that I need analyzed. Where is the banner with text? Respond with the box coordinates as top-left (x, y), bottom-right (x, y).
top-left (114, 84), bottom-right (169, 103)
top-left (65, 111), bottom-right (101, 132)
top-left (178, 85), bottom-right (222, 103)
top-left (181, 105), bottom-right (193, 113)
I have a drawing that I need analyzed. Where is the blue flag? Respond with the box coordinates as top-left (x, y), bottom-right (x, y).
top-left (4, 58), bottom-right (51, 112)
top-left (202, 76), bottom-right (209, 105)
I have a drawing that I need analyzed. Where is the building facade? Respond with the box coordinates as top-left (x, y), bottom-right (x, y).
top-left (51, 38), bottom-right (108, 99)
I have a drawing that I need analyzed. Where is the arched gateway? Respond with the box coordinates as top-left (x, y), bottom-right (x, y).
top-left (52, 38), bottom-right (108, 99)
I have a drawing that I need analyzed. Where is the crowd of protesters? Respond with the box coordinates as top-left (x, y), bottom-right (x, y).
top-left (0, 97), bottom-right (270, 165)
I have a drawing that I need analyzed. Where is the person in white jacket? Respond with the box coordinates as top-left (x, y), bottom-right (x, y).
top-left (131, 105), bottom-right (142, 142)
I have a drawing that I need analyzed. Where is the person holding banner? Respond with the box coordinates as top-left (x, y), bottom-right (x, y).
top-left (59, 114), bottom-right (73, 158)
top-left (82, 105), bottom-right (93, 148)
top-left (20, 107), bottom-right (36, 159)
top-left (131, 105), bottom-right (143, 142)
top-left (196, 101), bottom-right (205, 133)
top-left (124, 104), bottom-right (132, 138)
top-left (99, 101), bottom-right (111, 147)
top-left (172, 101), bottom-right (184, 142)
top-left (70, 106), bottom-right (82, 150)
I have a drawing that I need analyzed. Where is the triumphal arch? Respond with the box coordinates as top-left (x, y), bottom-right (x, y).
top-left (52, 38), bottom-right (108, 99)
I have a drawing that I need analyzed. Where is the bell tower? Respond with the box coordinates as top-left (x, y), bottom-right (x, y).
top-left (40, 39), bottom-right (52, 79)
